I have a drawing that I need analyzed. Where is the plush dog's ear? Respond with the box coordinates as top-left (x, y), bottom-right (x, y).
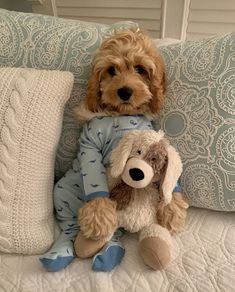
top-left (161, 144), bottom-right (182, 205)
top-left (85, 67), bottom-right (102, 112)
top-left (110, 131), bottom-right (138, 178)
top-left (149, 54), bottom-right (166, 115)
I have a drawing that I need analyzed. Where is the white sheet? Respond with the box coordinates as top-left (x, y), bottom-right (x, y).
top-left (0, 208), bottom-right (235, 292)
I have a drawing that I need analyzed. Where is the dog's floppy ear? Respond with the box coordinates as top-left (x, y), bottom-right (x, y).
top-left (149, 54), bottom-right (166, 115)
top-left (110, 131), bottom-right (138, 178)
top-left (161, 143), bottom-right (182, 205)
top-left (85, 67), bottom-right (102, 112)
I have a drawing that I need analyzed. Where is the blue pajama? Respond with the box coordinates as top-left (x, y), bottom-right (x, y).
top-left (40, 115), bottom-right (154, 272)
top-left (78, 115), bottom-right (153, 201)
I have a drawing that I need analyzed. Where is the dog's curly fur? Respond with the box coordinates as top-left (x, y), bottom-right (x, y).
top-left (83, 29), bottom-right (166, 117)
top-left (78, 30), bottom-right (187, 240)
top-left (79, 197), bottom-right (118, 240)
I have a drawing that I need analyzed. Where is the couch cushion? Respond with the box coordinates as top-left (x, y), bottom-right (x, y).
top-left (155, 33), bottom-right (235, 211)
top-left (0, 8), bottom-right (138, 179)
top-left (0, 67), bottom-right (73, 254)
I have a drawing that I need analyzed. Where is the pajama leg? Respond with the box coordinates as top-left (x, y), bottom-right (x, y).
top-left (39, 168), bottom-right (84, 272)
top-left (92, 228), bottom-right (126, 272)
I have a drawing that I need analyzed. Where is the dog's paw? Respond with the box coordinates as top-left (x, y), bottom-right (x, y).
top-left (79, 197), bottom-right (117, 240)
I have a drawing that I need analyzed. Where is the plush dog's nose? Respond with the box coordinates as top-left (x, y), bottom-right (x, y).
top-left (117, 86), bottom-right (133, 101)
top-left (129, 168), bottom-right (145, 181)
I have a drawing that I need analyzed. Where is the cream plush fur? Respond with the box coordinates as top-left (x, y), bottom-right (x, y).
top-left (108, 130), bottom-right (185, 269)
top-left (110, 130), bottom-right (182, 204)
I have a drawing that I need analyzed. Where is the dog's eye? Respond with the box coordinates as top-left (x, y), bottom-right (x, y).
top-left (137, 150), bottom-right (141, 155)
top-left (135, 65), bottom-right (146, 75)
top-left (107, 66), bottom-right (116, 76)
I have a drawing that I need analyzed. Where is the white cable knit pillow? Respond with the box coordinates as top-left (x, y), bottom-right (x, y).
top-left (0, 67), bottom-right (74, 254)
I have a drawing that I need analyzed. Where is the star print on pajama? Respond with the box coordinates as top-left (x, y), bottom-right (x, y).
top-left (40, 115), bottom-right (155, 272)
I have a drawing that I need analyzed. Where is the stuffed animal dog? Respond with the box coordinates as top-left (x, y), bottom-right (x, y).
top-left (108, 129), bottom-right (188, 270)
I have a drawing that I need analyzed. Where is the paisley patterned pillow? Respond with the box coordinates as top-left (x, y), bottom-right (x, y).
top-left (155, 33), bottom-right (235, 211)
top-left (0, 8), bottom-right (138, 179)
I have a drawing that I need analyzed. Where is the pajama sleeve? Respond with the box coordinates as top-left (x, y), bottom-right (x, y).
top-left (78, 123), bottom-right (109, 201)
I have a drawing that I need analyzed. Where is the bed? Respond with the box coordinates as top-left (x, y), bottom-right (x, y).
top-left (0, 208), bottom-right (234, 291)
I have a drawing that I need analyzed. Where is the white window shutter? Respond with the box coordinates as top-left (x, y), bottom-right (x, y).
top-left (30, 0), bottom-right (235, 40)
top-left (187, 0), bottom-right (235, 40)
top-left (55, 0), bottom-right (163, 38)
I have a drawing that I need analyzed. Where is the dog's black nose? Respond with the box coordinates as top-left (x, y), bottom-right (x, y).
top-left (129, 168), bottom-right (145, 181)
top-left (117, 86), bottom-right (133, 101)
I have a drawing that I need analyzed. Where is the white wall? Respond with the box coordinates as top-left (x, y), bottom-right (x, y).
top-left (0, 0), bottom-right (32, 12)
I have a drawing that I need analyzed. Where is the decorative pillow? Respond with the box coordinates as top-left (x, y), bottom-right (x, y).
top-left (0, 67), bottom-right (74, 254)
top-left (155, 33), bottom-right (235, 211)
top-left (0, 8), bottom-right (138, 179)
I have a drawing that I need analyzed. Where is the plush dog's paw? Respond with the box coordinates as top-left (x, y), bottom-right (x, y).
top-left (79, 197), bottom-right (117, 240)
top-left (139, 237), bottom-right (171, 270)
top-left (156, 192), bottom-right (189, 234)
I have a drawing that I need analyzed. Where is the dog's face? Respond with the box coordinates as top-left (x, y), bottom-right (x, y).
top-left (85, 30), bottom-right (166, 116)
top-left (121, 135), bottom-right (168, 189)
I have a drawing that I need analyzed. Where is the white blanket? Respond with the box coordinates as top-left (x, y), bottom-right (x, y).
top-left (0, 208), bottom-right (235, 292)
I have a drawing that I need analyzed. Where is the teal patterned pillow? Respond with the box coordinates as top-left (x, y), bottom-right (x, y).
top-left (155, 33), bottom-right (235, 211)
top-left (0, 9), bottom-right (138, 179)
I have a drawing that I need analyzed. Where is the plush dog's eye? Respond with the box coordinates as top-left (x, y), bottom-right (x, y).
top-left (107, 66), bottom-right (116, 76)
top-left (135, 65), bottom-right (146, 74)
top-left (137, 150), bottom-right (141, 155)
